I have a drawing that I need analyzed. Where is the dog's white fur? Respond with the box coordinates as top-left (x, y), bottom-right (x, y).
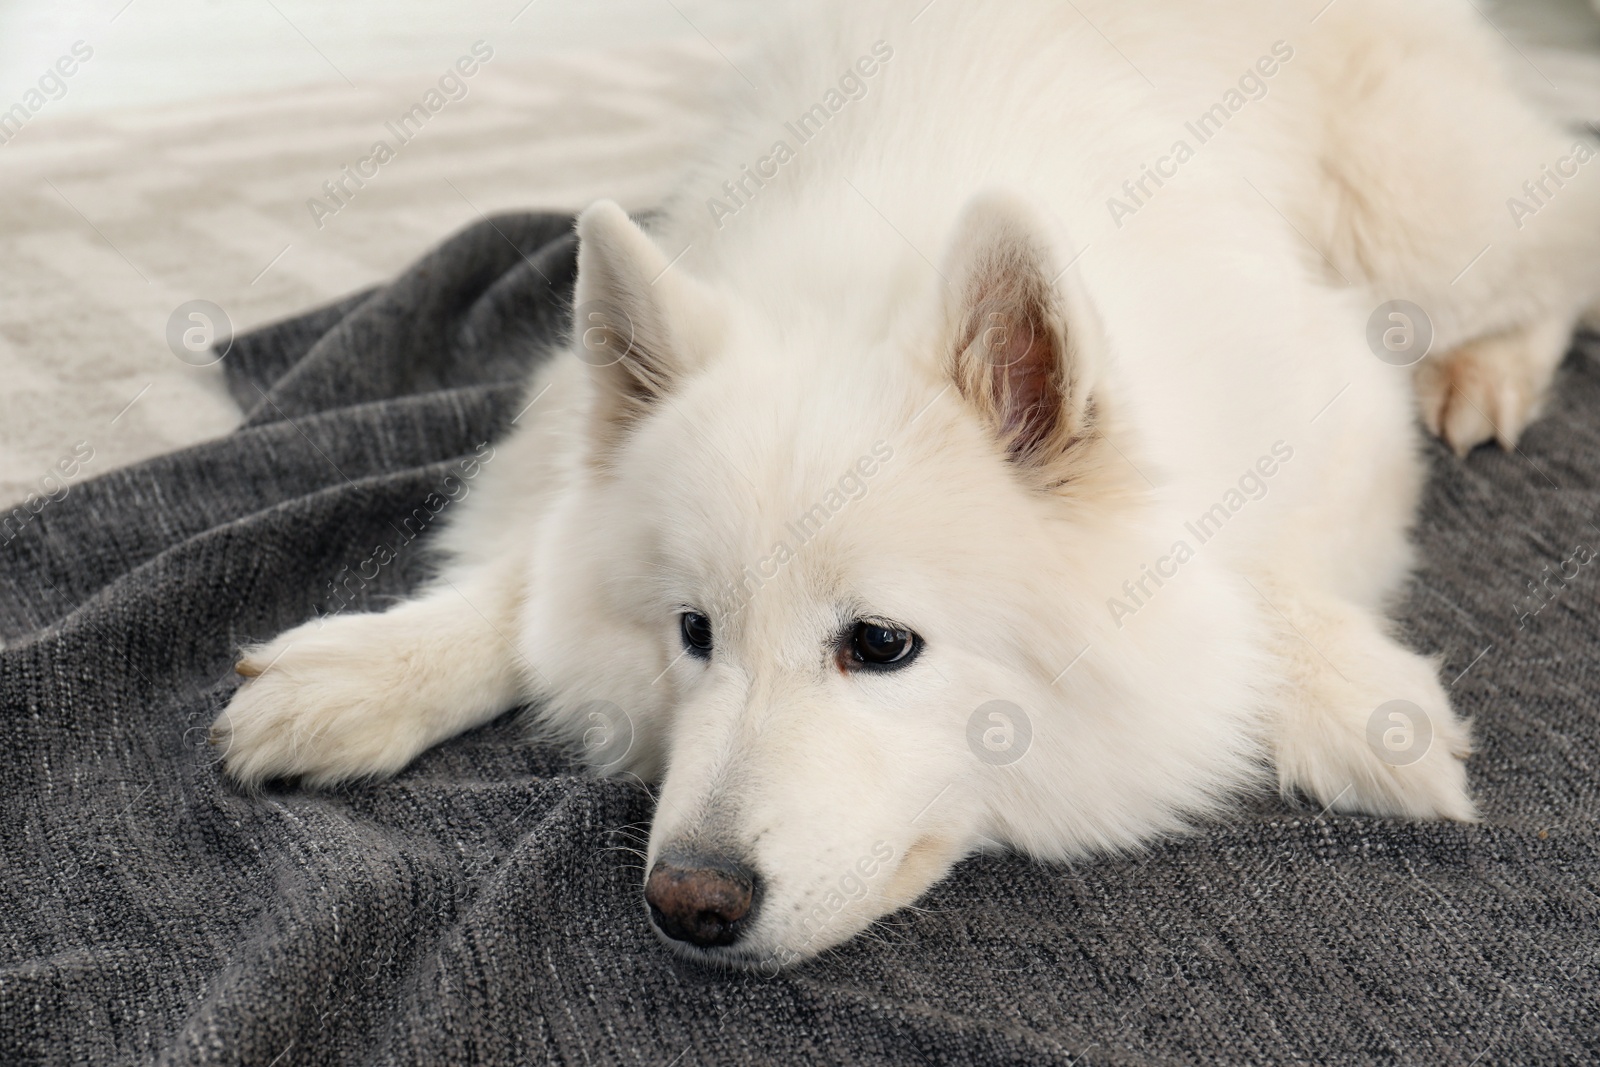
top-left (213, 0), bottom-right (1600, 968)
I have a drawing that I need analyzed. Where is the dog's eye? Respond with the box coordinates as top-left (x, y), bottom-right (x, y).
top-left (844, 621), bottom-right (920, 670)
top-left (680, 611), bottom-right (714, 659)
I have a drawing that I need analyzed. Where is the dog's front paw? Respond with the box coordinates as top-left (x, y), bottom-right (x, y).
top-left (212, 617), bottom-right (439, 788)
top-left (1282, 698), bottom-right (1475, 823)
top-left (1272, 618), bottom-right (1476, 823)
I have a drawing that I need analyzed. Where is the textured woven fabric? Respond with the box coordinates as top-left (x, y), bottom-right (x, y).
top-left (1, 212), bottom-right (1596, 1065)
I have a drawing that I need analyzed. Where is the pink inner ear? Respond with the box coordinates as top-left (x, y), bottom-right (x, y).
top-left (991, 303), bottom-right (1061, 460)
top-left (941, 195), bottom-right (1089, 474)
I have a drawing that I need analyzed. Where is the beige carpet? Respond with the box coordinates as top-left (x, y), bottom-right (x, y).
top-left (0, 40), bottom-right (723, 508)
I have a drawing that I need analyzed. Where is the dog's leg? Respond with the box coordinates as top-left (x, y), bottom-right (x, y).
top-left (1259, 579), bottom-right (1475, 821)
top-left (212, 563), bottom-right (529, 787)
top-left (1304, 6), bottom-right (1600, 453)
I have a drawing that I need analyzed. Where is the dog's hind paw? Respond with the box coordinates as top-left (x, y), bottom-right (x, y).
top-left (1414, 318), bottom-right (1571, 456)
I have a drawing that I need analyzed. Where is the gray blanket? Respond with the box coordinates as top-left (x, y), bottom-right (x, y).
top-left (2, 212), bottom-right (1596, 1065)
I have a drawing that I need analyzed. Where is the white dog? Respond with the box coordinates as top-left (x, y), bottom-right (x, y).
top-left (213, 0), bottom-right (1600, 968)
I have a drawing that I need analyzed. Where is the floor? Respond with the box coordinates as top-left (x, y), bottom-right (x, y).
top-left (0, 0), bottom-right (748, 508)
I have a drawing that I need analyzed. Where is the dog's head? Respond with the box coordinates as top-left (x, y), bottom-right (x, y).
top-left (523, 196), bottom-right (1265, 969)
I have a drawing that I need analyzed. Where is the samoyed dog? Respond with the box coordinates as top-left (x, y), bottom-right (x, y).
top-left (214, 0), bottom-right (1600, 968)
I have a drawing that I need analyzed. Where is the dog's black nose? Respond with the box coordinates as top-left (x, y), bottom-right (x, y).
top-left (645, 859), bottom-right (758, 948)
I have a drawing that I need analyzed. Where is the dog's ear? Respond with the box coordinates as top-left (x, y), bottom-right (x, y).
top-left (574, 200), bottom-right (722, 452)
top-left (940, 192), bottom-right (1101, 481)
